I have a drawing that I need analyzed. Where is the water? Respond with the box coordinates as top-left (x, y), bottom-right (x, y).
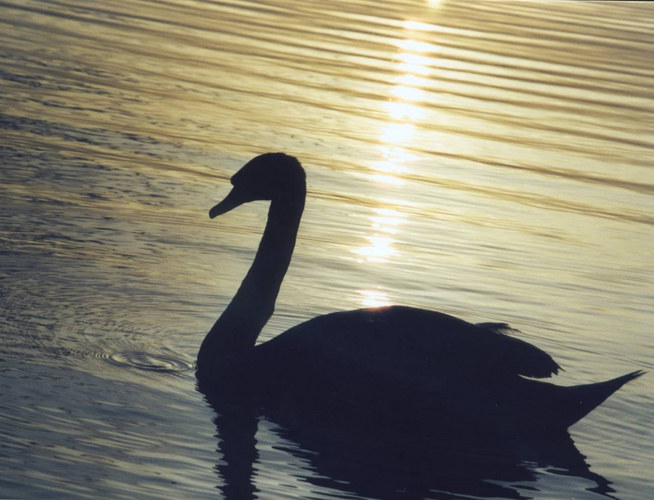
top-left (1, 0), bottom-right (653, 498)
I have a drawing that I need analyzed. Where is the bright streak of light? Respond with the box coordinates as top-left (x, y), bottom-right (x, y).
top-left (370, 174), bottom-right (405, 186)
top-left (353, 236), bottom-right (395, 262)
top-left (379, 146), bottom-right (417, 163)
top-left (370, 160), bottom-right (407, 174)
top-left (386, 101), bottom-right (424, 120)
top-left (402, 20), bottom-right (434, 31)
top-left (381, 123), bottom-right (415, 143)
top-left (395, 39), bottom-right (434, 54)
top-left (398, 52), bottom-right (432, 69)
top-left (390, 85), bottom-right (424, 102)
top-left (359, 289), bottom-right (391, 308)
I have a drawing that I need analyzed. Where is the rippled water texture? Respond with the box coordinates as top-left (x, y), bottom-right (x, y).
top-left (1, 0), bottom-right (653, 498)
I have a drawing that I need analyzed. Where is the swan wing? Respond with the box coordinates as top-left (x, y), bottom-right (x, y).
top-left (474, 322), bottom-right (561, 378)
top-left (383, 306), bottom-right (561, 379)
top-left (262, 306), bottom-right (560, 382)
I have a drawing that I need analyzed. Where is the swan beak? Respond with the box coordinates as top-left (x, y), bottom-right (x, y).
top-left (209, 188), bottom-right (247, 218)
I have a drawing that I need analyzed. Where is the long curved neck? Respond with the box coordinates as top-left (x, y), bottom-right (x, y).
top-left (198, 187), bottom-right (305, 373)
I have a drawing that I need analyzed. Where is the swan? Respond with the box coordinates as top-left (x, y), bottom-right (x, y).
top-left (197, 152), bottom-right (643, 435)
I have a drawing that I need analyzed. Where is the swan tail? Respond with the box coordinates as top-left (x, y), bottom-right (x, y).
top-left (561, 370), bottom-right (645, 429)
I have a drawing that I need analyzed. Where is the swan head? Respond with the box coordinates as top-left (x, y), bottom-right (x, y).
top-left (210, 153), bottom-right (306, 218)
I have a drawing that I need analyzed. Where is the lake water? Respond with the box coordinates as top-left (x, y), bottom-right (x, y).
top-left (1, 0), bottom-right (653, 498)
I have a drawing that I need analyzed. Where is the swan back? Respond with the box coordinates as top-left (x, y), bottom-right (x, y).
top-left (256, 306), bottom-right (560, 383)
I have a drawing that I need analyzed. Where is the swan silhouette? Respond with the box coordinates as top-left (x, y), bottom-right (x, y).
top-left (197, 152), bottom-right (643, 435)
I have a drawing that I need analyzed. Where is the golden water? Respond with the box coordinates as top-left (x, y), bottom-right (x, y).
top-left (1, 0), bottom-right (653, 498)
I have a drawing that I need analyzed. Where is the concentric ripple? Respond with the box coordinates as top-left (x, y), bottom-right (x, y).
top-left (105, 350), bottom-right (194, 373)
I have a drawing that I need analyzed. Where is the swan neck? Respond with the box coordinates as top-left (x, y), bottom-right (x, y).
top-left (243, 195), bottom-right (304, 307)
top-left (198, 186), bottom-right (305, 372)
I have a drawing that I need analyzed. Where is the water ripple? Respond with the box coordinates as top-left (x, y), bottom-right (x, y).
top-left (104, 350), bottom-right (194, 374)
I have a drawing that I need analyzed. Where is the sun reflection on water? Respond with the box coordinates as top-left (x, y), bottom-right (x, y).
top-left (386, 101), bottom-right (424, 121)
top-left (380, 123), bottom-right (415, 144)
top-left (353, 206), bottom-right (407, 263)
top-left (370, 208), bottom-right (406, 234)
top-left (397, 52), bottom-right (432, 75)
top-left (353, 235), bottom-right (396, 263)
top-left (353, 19), bottom-right (436, 307)
top-left (358, 289), bottom-right (392, 308)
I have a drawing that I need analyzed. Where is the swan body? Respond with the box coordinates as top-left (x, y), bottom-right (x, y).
top-left (197, 152), bottom-right (642, 435)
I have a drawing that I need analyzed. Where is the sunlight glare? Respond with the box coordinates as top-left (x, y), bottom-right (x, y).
top-left (370, 174), bottom-right (405, 186)
top-left (380, 146), bottom-right (417, 164)
top-left (370, 207), bottom-right (406, 234)
top-left (358, 289), bottom-right (391, 308)
top-left (386, 101), bottom-right (424, 120)
top-left (370, 160), bottom-right (407, 175)
top-left (395, 39), bottom-right (433, 53)
top-left (353, 236), bottom-right (395, 263)
top-left (390, 85), bottom-right (424, 102)
top-left (398, 52), bottom-right (431, 70)
top-left (402, 20), bottom-right (433, 32)
top-left (381, 123), bottom-right (415, 143)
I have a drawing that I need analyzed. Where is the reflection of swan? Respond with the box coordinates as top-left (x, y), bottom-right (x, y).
top-left (262, 414), bottom-right (617, 500)
top-left (197, 152), bottom-right (642, 435)
top-left (206, 402), bottom-right (619, 500)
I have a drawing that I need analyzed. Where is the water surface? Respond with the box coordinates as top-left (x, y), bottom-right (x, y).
top-left (1, 0), bottom-right (653, 498)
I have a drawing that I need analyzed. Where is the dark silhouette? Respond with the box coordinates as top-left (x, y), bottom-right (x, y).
top-left (197, 152), bottom-right (643, 498)
top-left (203, 389), bottom-right (618, 499)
